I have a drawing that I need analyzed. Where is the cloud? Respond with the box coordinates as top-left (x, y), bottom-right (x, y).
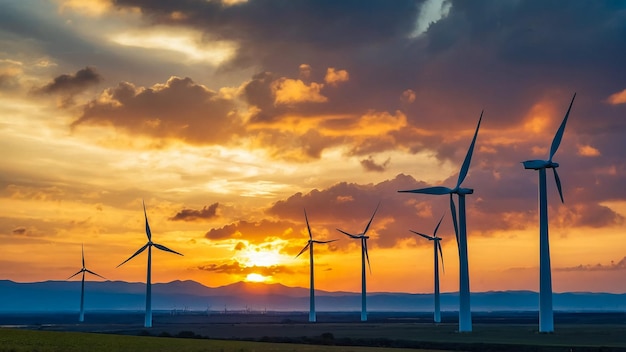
top-left (36, 66), bottom-right (102, 96)
top-left (401, 89), bottom-right (416, 103)
top-left (324, 67), bottom-right (349, 86)
top-left (577, 144), bottom-right (601, 157)
top-left (169, 203), bottom-right (219, 222)
top-left (606, 89), bottom-right (626, 105)
top-left (205, 219), bottom-right (298, 243)
top-left (0, 59), bottom-right (23, 91)
top-left (410, 0), bottom-right (452, 38)
top-left (11, 227), bottom-right (26, 235)
top-left (72, 76), bottom-right (243, 144)
top-left (555, 257), bottom-right (626, 272)
top-left (272, 78), bottom-right (327, 105)
top-left (299, 64), bottom-right (311, 79)
top-left (360, 156), bottom-right (391, 172)
top-left (197, 260), bottom-right (294, 276)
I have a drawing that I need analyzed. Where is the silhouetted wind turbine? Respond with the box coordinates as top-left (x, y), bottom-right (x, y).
top-left (522, 93), bottom-right (576, 333)
top-left (410, 214), bottom-right (445, 323)
top-left (295, 208), bottom-right (338, 323)
top-left (67, 244), bottom-right (106, 322)
top-left (117, 201), bottom-right (183, 328)
top-left (399, 112), bottom-right (482, 332)
top-left (336, 202), bottom-right (380, 322)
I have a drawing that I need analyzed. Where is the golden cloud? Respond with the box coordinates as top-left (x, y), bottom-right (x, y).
top-left (271, 78), bottom-right (328, 105)
top-left (324, 67), bottom-right (349, 86)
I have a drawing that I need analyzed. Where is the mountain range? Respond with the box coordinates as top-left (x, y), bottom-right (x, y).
top-left (0, 280), bottom-right (624, 312)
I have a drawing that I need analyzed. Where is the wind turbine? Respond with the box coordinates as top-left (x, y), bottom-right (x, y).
top-left (398, 112), bottom-right (482, 332)
top-left (336, 202), bottom-right (380, 322)
top-left (409, 214), bottom-right (445, 323)
top-left (117, 201), bottom-right (183, 328)
top-left (295, 208), bottom-right (338, 323)
top-left (522, 93), bottom-right (576, 333)
top-left (67, 244), bottom-right (106, 322)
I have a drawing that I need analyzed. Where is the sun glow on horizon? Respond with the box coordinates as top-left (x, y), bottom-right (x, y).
top-left (245, 273), bottom-right (268, 283)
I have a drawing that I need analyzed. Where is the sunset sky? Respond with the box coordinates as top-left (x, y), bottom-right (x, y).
top-left (1, 0), bottom-right (625, 295)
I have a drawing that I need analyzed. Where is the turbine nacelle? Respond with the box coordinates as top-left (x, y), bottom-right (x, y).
top-left (522, 160), bottom-right (559, 170)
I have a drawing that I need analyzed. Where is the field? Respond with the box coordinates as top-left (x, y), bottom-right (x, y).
top-left (1, 311), bottom-right (625, 351)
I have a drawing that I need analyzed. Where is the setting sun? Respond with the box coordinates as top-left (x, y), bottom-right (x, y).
top-left (245, 273), bottom-right (268, 283)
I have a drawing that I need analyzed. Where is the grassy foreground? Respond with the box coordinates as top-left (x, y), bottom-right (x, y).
top-left (0, 329), bottom-right (439, 352)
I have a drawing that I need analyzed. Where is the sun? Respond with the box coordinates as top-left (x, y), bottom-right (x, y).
top-left (245, 273), bottom-right (268, 283)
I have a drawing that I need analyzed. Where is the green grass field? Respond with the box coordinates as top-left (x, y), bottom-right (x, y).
top-left (0, 329), bottom-right (440, 352)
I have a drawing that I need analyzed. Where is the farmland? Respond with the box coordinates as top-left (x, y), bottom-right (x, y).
top-left (1, 311), bottom-right (624, 351)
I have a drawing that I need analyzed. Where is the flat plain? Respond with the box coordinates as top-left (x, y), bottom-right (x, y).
top-left (1, 311), bottom-right (624, 351)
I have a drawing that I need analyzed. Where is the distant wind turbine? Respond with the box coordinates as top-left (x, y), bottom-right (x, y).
top-left (67, 244), bottom-right (106, 322)
top-left (336, 202), bottom-right (380, 322)
top-left (117, 201), bottom-right (183, 328)
top-left (410, 214), bottom-right (445, 323)
top-left (399, 112), bottom-right (483, 332)
top-left (295, 208), bottom-right (338, 323)
top-left (522, 93), bottom-right (576, 333)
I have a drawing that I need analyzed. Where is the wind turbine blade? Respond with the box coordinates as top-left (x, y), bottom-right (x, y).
top-left (295, 242), bottom-right (311, 258)
top-left (67, 269), bottom-right (83, 280)
top-left (363, 239), bottom-right (371, 274)
top-left (337, 228), bottom-right (359, 239)
top-left (85, 269), bottom-right (107, 280)
top-left (409, 230), bottom-right (433, 240)
top-left (457, 111), bottom-right (483, 188)
top-left (398, 186), bottom-right (452, 195)
top-left (449, 194), bottom-right (460, 250)
top-left (304, 208), bottom-right (312, 240)
top-left (433, 213), bottom-right (445, 237)
top-left (143, 200), bottom-right (152, 241)
top-left (438, 240), bottom-right (445, 274)
top-left (549, 93), bottom-right (576, 162)
top-left (553, 168), bottom-right (564, 203)
top-left (153, 243), bottom-right (184, 256)
top-left (81, 243), bottom-right (85, 268)
top-left (314, 239), bottom-right (339, 244)
top-left (117, 243), bottom-right (149, 267)
top-left (363, 202), bottom-right (380, 235)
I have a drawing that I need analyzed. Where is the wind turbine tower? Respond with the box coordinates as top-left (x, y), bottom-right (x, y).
top-left (410, 214), bottom-right (445, 323)
top-left (522, 93), bottom-right (576, 333)
top-left (295, 208), bottom-right (337, 323)
top-left (399, 113), bottom-right (483, 332)
top-left (117, 201), bottom-right (183, 328)
top-left (67, 244), bottom-right (106, 322)
top-left (336, 203), bottom-right (380, 322)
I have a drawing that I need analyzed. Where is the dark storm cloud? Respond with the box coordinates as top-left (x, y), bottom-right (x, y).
top-left (37, 67), bottom-right (103, 95)
top-left (110, 0), bottom-right (626, 157)
top-left (72, 76), bottom-right (243, 144)
top-left (170, 203), bottom-right (219, 221)
top-left (197, 260), bottom-right (294, 276)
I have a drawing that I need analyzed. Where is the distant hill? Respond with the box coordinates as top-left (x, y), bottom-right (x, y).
top-left (0, 280), bottom-right (624, 312)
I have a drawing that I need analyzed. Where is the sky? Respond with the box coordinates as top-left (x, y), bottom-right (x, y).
top-left (1, 0), bottom-right (625, 294)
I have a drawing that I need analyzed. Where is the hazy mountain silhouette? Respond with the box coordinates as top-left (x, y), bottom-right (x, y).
top-left (0, 280), bottom-right (624, 312)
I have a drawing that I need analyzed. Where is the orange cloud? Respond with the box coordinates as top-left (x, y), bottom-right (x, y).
top-left (324, 67), bottom-right (349, 86)
top-left (577, 144), bottom-right (601, 157)
top-left (73, 76), bottom-right (243, 144)
top-left (272, 78), bottom-right (327, 105)
top-left (606, 88), bottom-right (626, 105)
